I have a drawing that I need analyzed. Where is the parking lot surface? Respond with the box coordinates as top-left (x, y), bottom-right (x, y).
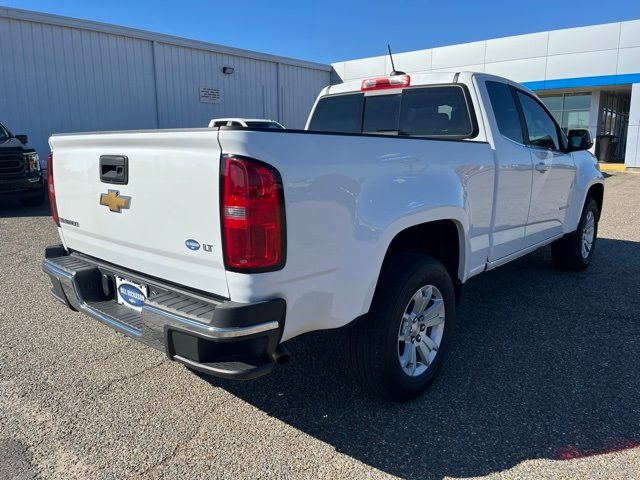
top-left (1, 172), bottom-right (639, 480)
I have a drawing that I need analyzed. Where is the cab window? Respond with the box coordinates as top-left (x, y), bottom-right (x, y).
top-left (308, 94), bottom-right (364, 133)
top-left (516, 91), bottom-right (560, 150)
top-left (309, 85), bottom-right (475, 138)
top-left (486, 81), bottom-right (524, 144)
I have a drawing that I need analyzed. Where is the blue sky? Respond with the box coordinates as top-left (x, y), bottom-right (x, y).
top-left (3, 0), bottom-right (640, 64)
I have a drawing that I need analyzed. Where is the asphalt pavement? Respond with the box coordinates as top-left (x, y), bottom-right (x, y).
top-left (1, 172), bottom-right (639, 479)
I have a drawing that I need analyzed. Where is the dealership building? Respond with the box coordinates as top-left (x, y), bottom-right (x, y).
top-left (334, 20), bottom-right (640, 169)
top-left (1, 6), bottom-right (639, 170)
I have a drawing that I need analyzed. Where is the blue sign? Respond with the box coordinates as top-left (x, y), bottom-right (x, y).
top-left (118, 284), bottom-right (146, 307)
top-left (185, 239), bottom-right (200, 251)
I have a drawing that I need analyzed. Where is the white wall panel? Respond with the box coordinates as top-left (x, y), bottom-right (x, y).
top-left (547, 23), bottom-right (621, 55)
top-left (620, 20), bottom-right (640, 48)
top-left (485, 32), bottom-right (548, 62)
top-left (484, 57), bottom-right (546, 82)
top-left (545, 50), bottom-right (618, 79)
top-left (343, 56), bottom-right (386, 80)
top-left (624, 84), bottom-right (640, 167)
top-left (629, 83), bottom-right (640, 127)
top-left (431, 63), bottom-right (486, 74)
top-left (432, 41), bottom-right (486, 70)
top-left (617, 47), bottom-right (640, 75)
top-left (626, 124), bottom-right (639, 168)
top-left (387, 49), bottom-right (432, 74)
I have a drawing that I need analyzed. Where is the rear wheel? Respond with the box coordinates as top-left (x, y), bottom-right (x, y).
top-left (551, 197), bottom-right (599, 271)
top-left (347, 254), bottom-right (456, 401)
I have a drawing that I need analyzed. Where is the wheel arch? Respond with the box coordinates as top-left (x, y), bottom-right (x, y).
top-left (375, 218), bottom-right (466, 305)
top-left (586, 182), bottom-right (604, 218)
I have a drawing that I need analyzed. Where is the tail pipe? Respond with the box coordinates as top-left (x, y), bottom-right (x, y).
top-left (271, 344), bottom-right (291, 365)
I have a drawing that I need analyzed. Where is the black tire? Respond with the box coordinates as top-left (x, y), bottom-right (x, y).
top-left (19, 189), bottom-right (45, 207)
top-left (551, 197), bottom-right (599, 271)
top-left (347, 254), bottom-right (456, 401)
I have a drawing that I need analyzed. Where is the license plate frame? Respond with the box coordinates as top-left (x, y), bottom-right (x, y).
top-left (115, 276), bottom-right (148, 312)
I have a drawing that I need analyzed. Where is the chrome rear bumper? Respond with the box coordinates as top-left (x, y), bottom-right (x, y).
top-left (42, 245), bottom-right (287, 380)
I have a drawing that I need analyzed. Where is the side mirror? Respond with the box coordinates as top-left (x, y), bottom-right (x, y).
top-left (567, 129), bottom-right (593, 152)
top-left (15, 134), bottom-right (28, 145)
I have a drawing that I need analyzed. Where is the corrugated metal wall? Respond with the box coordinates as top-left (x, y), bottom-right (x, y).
top-left (0, 16), bottom-right (158, 162)
top-left (154, 43), bottom-right (280, 128)
top-left (279, 64), bottom-right (331, 128)
top-left (0, 8), bottom-right (331, 163)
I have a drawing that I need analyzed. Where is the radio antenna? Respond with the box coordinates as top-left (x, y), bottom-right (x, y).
top-left (387, 44), bottom-right (406, 76)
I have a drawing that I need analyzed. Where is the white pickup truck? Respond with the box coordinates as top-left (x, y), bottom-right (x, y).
top-left (43, 72), bottom-right (604, 400)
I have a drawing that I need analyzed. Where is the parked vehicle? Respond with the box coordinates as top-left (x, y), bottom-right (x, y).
top-left (208, 118), bottom-right (284, 129)
top-left (43, 72), bottom-right (603, 400)
top-left (0, 121), bottom-right (44, 206)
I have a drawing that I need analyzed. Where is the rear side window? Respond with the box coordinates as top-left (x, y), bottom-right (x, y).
top-left (309, 85), bottom-right (475, 138)
top-left (486, 81), bottom-right (524, 144)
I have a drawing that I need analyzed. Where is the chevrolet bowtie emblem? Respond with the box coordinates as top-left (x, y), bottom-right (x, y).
top-left (99, 190), bottom-right (131, 213)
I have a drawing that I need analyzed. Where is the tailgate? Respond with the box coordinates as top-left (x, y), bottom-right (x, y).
top-left (49, 129), bottom-right (229, 298)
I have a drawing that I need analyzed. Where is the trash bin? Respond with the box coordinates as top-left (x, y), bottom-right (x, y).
top-left (596, 135), bottom-right (617, 163)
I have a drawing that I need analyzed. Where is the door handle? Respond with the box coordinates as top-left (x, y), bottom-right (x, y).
top-left (100, 155), bottom-right (128, 184)
top-left (535, 162), bottom-right (549, 173)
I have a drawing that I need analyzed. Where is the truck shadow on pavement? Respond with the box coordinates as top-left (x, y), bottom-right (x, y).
top-left (207, 237), bottom-right (640, 480)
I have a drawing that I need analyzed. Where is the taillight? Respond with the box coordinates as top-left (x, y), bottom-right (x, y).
top-left (47, 153), bottom-right (60, 226)
top-left (221, 155), bottom-right (285, 271)
top-left (361, 74), bottom-right (411, 91)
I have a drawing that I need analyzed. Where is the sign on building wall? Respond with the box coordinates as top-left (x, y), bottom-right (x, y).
top-left (199, 87), bottom-right (221, 104)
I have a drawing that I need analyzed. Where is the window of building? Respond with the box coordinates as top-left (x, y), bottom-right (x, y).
top-left (539, 93), bottom-right (591, 133)
top-left (599, 90), bottom-right (631, 161)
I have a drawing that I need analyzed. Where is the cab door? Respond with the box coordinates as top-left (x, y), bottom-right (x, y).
top-left (514, 90), bottom-right (576, 246)
top-left (482, 80), bottom-right (534, 261)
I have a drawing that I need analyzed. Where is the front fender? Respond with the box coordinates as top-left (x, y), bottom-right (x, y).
top-left (566, 151), bottom-right (605, 232)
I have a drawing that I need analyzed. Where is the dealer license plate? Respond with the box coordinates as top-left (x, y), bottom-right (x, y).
top-left (115, 276), bottom-right (148, 312)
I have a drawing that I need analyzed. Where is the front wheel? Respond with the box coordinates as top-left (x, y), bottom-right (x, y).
top-left (551, 197), bottom-right (599, 271)
top-left (347, 254), bottom-right (456, 401)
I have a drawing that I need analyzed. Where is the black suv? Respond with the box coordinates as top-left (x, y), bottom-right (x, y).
top-left (0, 121), bottom-right (44, 206)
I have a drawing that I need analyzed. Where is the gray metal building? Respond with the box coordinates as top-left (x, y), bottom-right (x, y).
top-left (0, 7), bottom-right (331, 162)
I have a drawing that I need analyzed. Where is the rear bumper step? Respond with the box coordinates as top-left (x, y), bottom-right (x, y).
top-left (42, 245), bottom-right (287, 380)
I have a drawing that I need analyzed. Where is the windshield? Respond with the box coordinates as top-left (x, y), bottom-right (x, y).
top-left (308, 85), bottom-right (475, 138)
top-left (244, 121), bottom-right (283, 129)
